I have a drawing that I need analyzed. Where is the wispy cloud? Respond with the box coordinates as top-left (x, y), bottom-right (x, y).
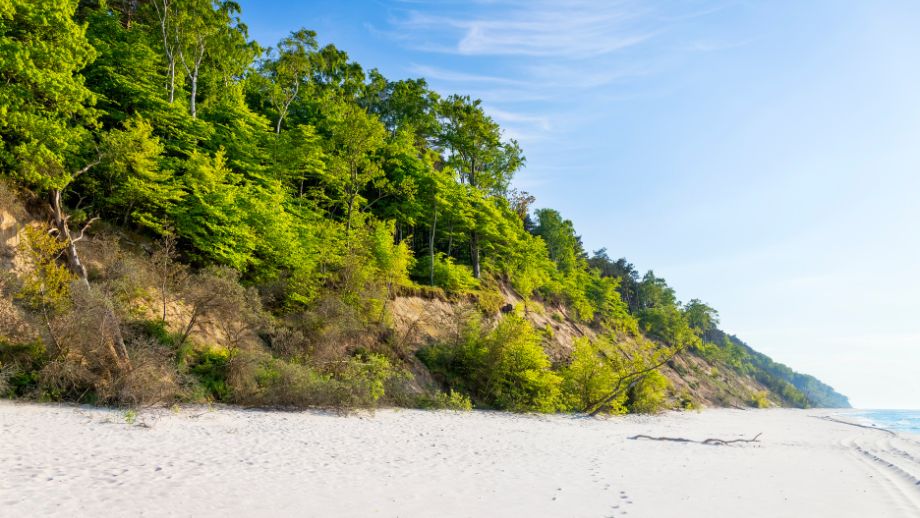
top-left (378, 1), bottom-right (739, 147)
top-left (485, 107), bottom-right (552, 131)
top-left (391, 2), bottom-right (651, 58)
top-left (406, 64), bottom-right (524, 85)
top-left (376, 0), bottom-right (663, 140)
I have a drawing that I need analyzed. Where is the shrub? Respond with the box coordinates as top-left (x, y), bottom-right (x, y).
top-left (228, 350), bottom-right (333, 407)
top-left (560, 337), bottom-right (625, 414)
top-left (0, 362), bottom-right (12, 398)
top-left (751, 390), bottom-right (770, 408)
top-left (114, 339), bottom-right (180, 406)
top-left (420, 314), bottom-right (562, 413)
top-left (33, 285), bottom-right (137, 404)
top-left (473, 287), bottom-right (504, 314)
top-left (677, 390), bottom-right (699, 411)
top-left (420, 253), bottom-right (478, 294)
top-left (0, 339), bottom-right (39, 398)
top-left (335, 353), bottom-right (395, 407)
top-left (627, 370), bottom-right (671, 414)
top-left (184, 346), bottom-right (232, 402)
top-left (228, 350), bottom-right (398, 409)
top-left (131, 319), bottom-right (176, 347)
top-left (16, 226), bottom-right (75, 314)
top-left (418, 390), bottom-right (473, 411)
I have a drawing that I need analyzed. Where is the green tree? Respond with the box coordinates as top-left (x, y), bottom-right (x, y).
top-left (627, 370), bottom-right (670, 414)
top-left (324, 101), bottom-right (387, 242)
top-left (683, 299), bottom-right (719, 336)
top-left (533, 208), bottom-right (585, 274)
top-left (561, 337), bottom-right (623, 413)
top-left (265, 28), bottom-right (317, 133)
top-left (173, 0), bottom-right (244, 118)
top-left (173, 149), bottom-right (255, 269)
top-left (94, 117), bottom-right (182, 232)
top-left (483, 315), bottom-right (561, 412)
top-left (0, 0), bottom-right (106, 282)
top-left (437, 95), bottom-right (524, 278)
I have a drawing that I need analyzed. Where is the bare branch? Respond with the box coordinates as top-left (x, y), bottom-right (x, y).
top-left (72, 158), bottom-right (101, 180)
top-left (585, 344), bottom-right (684, 416)
top-left (72, 216), bottom-right (100, 243)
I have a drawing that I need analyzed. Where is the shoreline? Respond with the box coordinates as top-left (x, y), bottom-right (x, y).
top-left (1, 402), bottom-right (918, 517)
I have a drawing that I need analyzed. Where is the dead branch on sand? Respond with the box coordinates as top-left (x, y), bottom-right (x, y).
top-left (628, 433), bottom-right (762, 446)
top-left (811, 416), bottom-right (896, 436)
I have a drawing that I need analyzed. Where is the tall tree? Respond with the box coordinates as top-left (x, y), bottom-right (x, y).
top-left (683, 299), bottom-right (719, 336)
top-left (324, 102), bottom-right (386, 243)
top-left (150, 0), bottom-right (180, 103)
top-left (437, 95), bottom-right (523, 277)
top-left (533, 208), bottom-right (585, 274)
top-left (265, 28), bottom-right (317, 133)
top-left (173, 0), bottom-right (242, 117)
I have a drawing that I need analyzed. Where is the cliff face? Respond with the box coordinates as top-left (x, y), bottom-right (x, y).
top-left (389, 292), bottom-right (850, 409)
top-left (0, 186), bottom-right (849, 410)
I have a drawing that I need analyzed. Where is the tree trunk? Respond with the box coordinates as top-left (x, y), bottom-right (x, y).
top-left (429, 198), bottom-right (438, 286)
top-left (470, 230), bottom-right (480, 279)
top-left (49, 189), bottom-right (132, 370)
top-left (168, 60), bottom-right (176, 103)
top-left (50, 190), bottom-right (89, 286)
top-left (345, 164), bottom-right (358, 244)
top-left (189, 70), bottom-right (198, 118)
top-left (345, 194), bottom-right (355, 243)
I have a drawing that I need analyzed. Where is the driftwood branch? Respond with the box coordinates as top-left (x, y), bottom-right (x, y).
top-left (629, 432), bottom-right (762, 446)
top-left (811, 416), bottom-right (896, 436)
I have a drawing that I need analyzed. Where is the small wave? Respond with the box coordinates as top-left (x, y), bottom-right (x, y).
top-left (856, 410), bottom-right (920, 435)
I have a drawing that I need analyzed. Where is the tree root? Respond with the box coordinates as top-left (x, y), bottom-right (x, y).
top-left (628, 432), bottom-right (762, 446)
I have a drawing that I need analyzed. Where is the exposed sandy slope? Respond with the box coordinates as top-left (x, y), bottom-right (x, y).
top-left (1, 403), bottom-right (918, 517)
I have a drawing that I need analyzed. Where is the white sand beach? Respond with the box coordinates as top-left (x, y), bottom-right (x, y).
top-left (1, 402), bottom-right (918, 517)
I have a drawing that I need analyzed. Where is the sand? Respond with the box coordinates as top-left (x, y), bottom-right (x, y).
top-left (1, 402), bottom-right (918, 517)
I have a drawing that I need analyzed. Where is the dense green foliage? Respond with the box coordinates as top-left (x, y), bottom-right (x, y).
top-left (0, 1), bottom-right (848, 411)
top-left (419, 314), bottom-right (562, 412)
top-left (696, 329), bottom-right (851, 408)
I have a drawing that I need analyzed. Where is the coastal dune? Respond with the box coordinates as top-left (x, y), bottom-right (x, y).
top-left (1, 402), bottom-right (918, 517)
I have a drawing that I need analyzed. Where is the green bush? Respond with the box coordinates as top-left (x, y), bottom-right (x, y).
top-left (420, 253), bottom-right (479, 294)
top-left (418, 390), bottom-right (473, 411)
top-left (560, 337), bottom-right (625, 414)
top-left (473, 287), bottom-right (504, 314)
top-left (676, 390), bottom-right (699, 411)
top-left (228, 350), bottom-right (398, 409)
top-left (0, 340), bottom-right (46, 397)
top-left (627, 370), bottom-right (671, 414)
top-left (229, 351), bottom-right (333, 407)
top-left (133, 319), bottom-right (178, 347)
top-left (419, 314), bottom-right (561, 413)
top-left (751, 390), bottom-right (770, 408)
top-left (336, 353), bottom-right (395, 407)
top-left (184, 346), bottom-right (232, 402)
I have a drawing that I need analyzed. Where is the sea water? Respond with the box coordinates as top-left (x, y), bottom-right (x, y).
top-left (856, 410), bottom-right (920, 435)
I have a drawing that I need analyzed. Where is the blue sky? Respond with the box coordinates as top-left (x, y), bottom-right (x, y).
top-left (238, 0), bottom-right (920, 409)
